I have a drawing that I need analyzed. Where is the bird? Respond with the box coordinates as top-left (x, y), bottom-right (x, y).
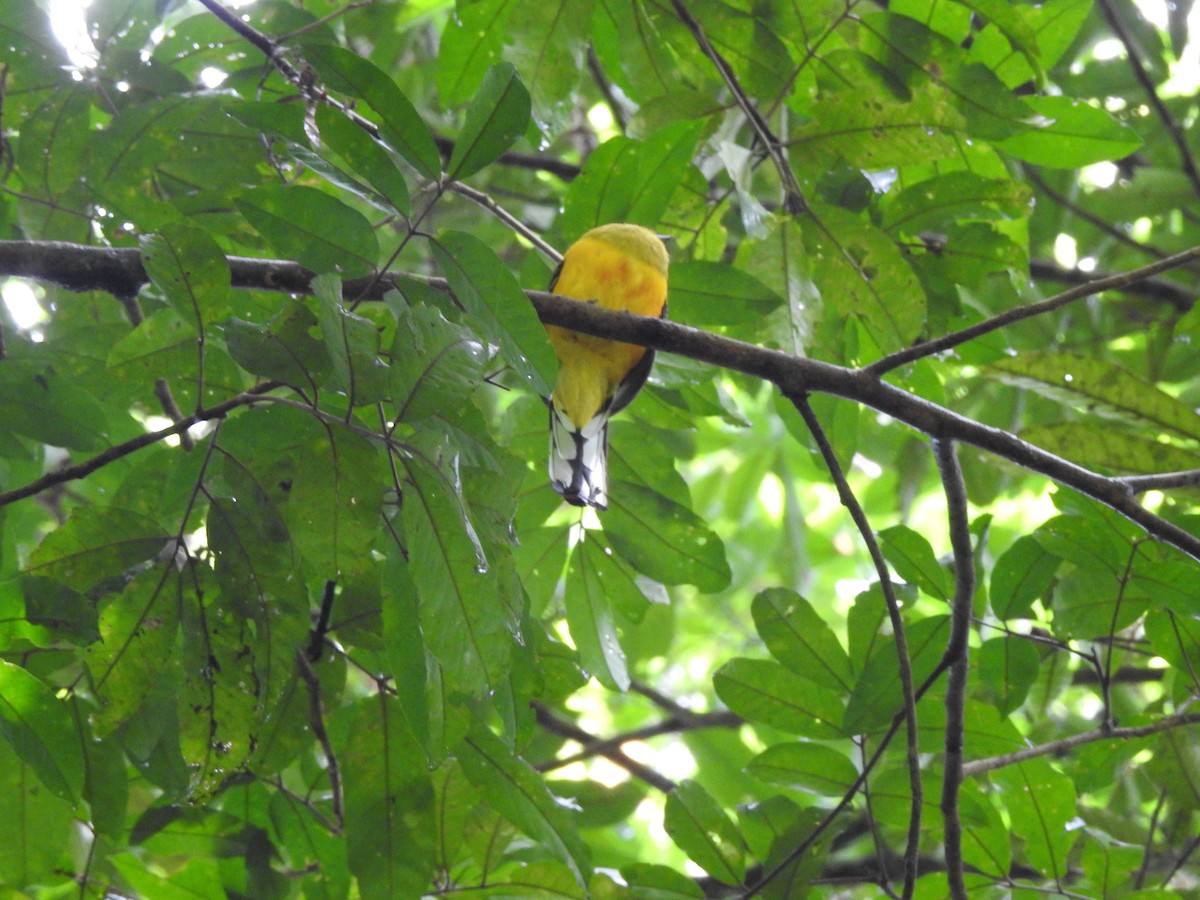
top-left (544, 223), bottom-right (670, 510)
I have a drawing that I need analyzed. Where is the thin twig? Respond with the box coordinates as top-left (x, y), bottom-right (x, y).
top-left (667, 0), bottom-right (806, 214)
top-left (586, 45), bottom-right (629, 133)
top-left (933, 439), bottom-right (973, 900)
top-left (432, 136), bottom-right (581, 180)
top-left (857, 738), bottom-right (901, 899)
top-left (272, 776), bottom-right (342, 834)
top-left (446, 181), bottom-right (562, 263)
top-left (532, 701), bottom-right (677, 793)
top-left (866, 244), bottom-right (1200, 376)
top-left (538, 710), bottom-right (741, 773)
top-left (961, 712), bottom-right (1200, 777)
top-left (1029, 258), bottom-right (1194, 312)
top-left (296, 649), bottom-right (345, 830)
top-left (154, 379), bottom-right (195, 451)
top-left (1161, 833), bottom-right (1200, 890)
top-left (0, 382), bottom-right (277, 509)
top-left (1134, 788), bottom-right (1168, 889)
top-left (745, 658), bottom-right (955, 898)
top-left (1026, 169), bottom-right (1175, 266)
top-left (790, 396), bottom-right (921, 900)
top-left (1096, 0), bottom-right (1200, 200)
top-left (1116, 469), bottom-right (1200, 493)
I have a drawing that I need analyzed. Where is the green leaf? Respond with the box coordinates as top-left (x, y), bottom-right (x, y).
top-left (107, 308), bottom-right (198, 373)
top-left (25, 507), bottom-right (169, 594)
top-left (313, 105), bottom-right (411, 215)
top-left (604, 483), bottom-right (731, 592)
top-left (390, 303), bottom-right (487, 423)
top-left (751, 588), bottom-right (853, 693)
top-left (110, 854), bottom-right (228, 900)
top-left (501, 0), bottom-right (591, 135)
top-left (713, 659), bottom-right (843, 739)
top-left (84, 570), bottom-right (183, 737)
top-left (0, 739), bottom-right (75, 889)
top-left (0, 660), bottom-right (84, 802)
top-left (998, 96), bottom-right (1143, 167)
top-left (139, 222), bottom-right (233, 326)
top-left (790, 78), bottom-right (964, 169)
top-left (340, 696), bottom-right (435, 898)
top-left (436, 0), bottom-right (512, 107)
top-left (224, 299), bottom-right (331, 391)
top-left (302, 43), bottom-right (441, 179)
top-left (990, 534), bottom-right (1059, 619)
top-left (803, 202), bottom-right (926, 354)
top-left (0, 358), bottom-right (108, 451)
top-left (878, 525), bottom-right (951, 601)
top-left (1053, 566), bottom-right (1147, 639)
top-left (432, 230), bottom-right (556, 395)
top-left (223, 97), bottom-right (310, 144)
top-left (448, 63), bottom-right (531, 180)
top-left (621, 863), bottom-right (705, 898)
top-left (236, 184), bottom-right (379, 278)
top-left (746, 743), bottom-right (858, 798)
top-left (313, 274), bottom-right (392, 405)
top-left (178, 578), bottom-right (295, 800)
top-left (459, 727), bottom-right (591, 885)
top-left (986, 352), bottom-right (1200, 442)
top-left (558, 122), bottom-right (704, 237)
top-left (1033, 511), bottom-right (1132, 571)
top-left (662, 780), bottom-right (744, 884)
top-left (564, 537), bottom-right (635, 691)
top-left (957, 0), bottom-right (1041, 75)
top-left (993, 757), bottom-right (1076, 880)
top-left (881, 172), bottom-right (1032, 233)
top-left (281, 418), bottom-right (384, 578)
top-left (667, 261), bottom-right (784, 329)
top-left (1020, 422), bottom-right (1200, 475)
top-left (978, 636), bottom-right (1040, 715)
top-left (843, 615), bottom-right (950, 734)
top-left (403, 453), bottom-right (512, 697)
top-left (969, 0), bottom-right (1090, 87)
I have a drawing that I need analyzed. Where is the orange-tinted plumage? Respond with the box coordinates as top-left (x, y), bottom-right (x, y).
top-left (545, 224), bottom-right (669, 509)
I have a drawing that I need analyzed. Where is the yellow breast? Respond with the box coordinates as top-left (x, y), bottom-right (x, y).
top-left (546, 233), bottom-right (668, 427)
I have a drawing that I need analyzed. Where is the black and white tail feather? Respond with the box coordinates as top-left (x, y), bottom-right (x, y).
top-left (549, 401), bottom-right (611, 509)
top-left (548, 346), bottom-right (658, 510)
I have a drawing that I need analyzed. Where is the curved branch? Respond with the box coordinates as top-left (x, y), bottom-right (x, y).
top-left (792, 396), bottom-right (922, 900)
top-left (3, 240), bottom-right (1200, 566)
top-left (0, 383), bottom-right (278, 509)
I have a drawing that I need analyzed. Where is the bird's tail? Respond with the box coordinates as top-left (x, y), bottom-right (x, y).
top-left (549, 402), bottom-right (609, 510)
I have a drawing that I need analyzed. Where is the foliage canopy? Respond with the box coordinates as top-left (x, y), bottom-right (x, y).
top-left (1, 0), bottom-right (1200, 897)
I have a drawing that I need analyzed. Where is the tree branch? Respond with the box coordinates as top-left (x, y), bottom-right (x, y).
top-left (667, 0), bottom-right (806, 215)
top-left (960, 712), bottom-right (1200, 777)
top-left (1029, 258), bottom-right (1194, 312)
top-left (933, 439), bottom-right (973, 900)
top-left (1026, 168), bottom-right (1177, 266)
top-left (867, 244), bottom-right (1200, 375)
top-left (1096, 0), bottom-right (1200, 200)
top-left (537, 710), bottom-right (741, 774)
top-left (0, 382), bottom-right (277, 508)
top-left (531, 701), bottom-right (678, 793)
top-left (791, 396), bottom-right (922, 900)
top-left (4, 240), bottom-right (1200, 570)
